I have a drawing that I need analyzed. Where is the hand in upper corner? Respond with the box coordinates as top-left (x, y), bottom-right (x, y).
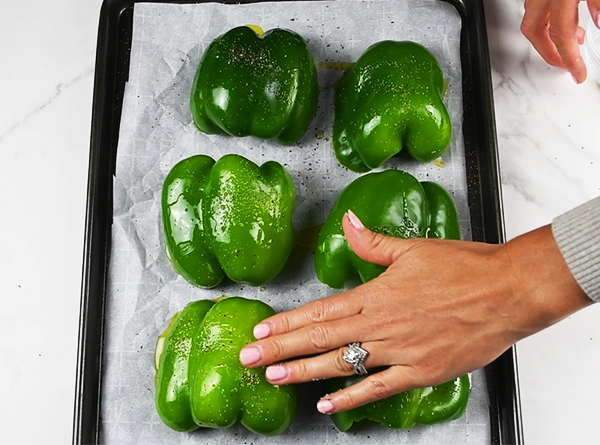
top-left (520, 0), bottom-right (600, 83)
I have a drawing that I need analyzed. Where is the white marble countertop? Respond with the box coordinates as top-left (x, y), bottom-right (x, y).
top-left (1, 0), bottom-right (599, 443)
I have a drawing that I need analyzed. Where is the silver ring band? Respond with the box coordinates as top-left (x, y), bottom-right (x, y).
top-left (343, 342), bottom-right (369, 375)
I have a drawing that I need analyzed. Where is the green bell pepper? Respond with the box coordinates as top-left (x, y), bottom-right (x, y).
top-left (190, 25), bottom-right (319, 145)
top-left (162, 153), bottom-right (295, 288)
top-left (315, 170), bottom-right (468, 431)
top-left (154, 296), bottom-right (297, 435)
top-left (332, 40), bottom-right (452, 172)
top-left (315, 169), bottom-right (460, 289)
top-left (325, 371), bottom-right (470, 431)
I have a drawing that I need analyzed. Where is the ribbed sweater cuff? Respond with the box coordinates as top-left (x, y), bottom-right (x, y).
top-left (552, 197), bottom-right (600, 303)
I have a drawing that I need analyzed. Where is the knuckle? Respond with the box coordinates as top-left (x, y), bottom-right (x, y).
top-left (547, 25), bottom-right (564, 42)
top-left (366, 230), bottom-right (388, 251)
top-left (366, 374), bottom-right (396, 400)
top-left (547, 28), bottom-right (575, 54)
top-left (266, 337), bottom-right (287, 361)
top-left (519, 15), bottom-right (540, 39)
top-left (361, 280), bottom-right (396, 312)
top-left (307, 325), bottom-right (330, 351)
top-left (289, 359), bottom-right (309, 380)
top-left (519, 19), bottom-right (531, 38)
top-left (411, 358), bottom-right (446, 386)
top-left (338, 387), bottom-right (360, 410)
top-left (305, 299), bottom-right (328, 323)
top-left (363, 313), bottom-right (388, 332)
top-left (363, 231), bottom-right (401, 265)
top-left (277, 314), bottom-right (293, 335)
top-left (423, 362), bottom-right (446, 383)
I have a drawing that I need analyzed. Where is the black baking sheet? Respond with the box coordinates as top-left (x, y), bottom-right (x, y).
top-left (73, 0), bottom-right (523, 443)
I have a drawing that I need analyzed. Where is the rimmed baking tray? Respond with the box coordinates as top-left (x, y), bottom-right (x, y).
top-left (73, 0), bottom-right (522, 443)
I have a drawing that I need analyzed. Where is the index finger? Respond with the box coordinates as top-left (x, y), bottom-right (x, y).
top-left (252, 285), bottom-right (367, 340)
top-left (521, 0), bottom-right (565, 68)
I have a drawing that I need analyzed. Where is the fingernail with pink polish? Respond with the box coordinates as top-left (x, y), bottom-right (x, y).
top-left (239, 346), bottom-right (261, 366)
top-left (572, 74), bottom-right (580, 85)
top-left (347, 210), bottom-right (364, 231)
top-left (317, 398), bottom-right (334, 414)
top-left (253, 323), bottom-right (271, 339)
top-left (266, 365), bottom-right (288, 382)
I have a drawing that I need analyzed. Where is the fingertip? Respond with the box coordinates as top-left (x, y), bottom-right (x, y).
top-left (265, 365), bottom-right (288, 382)
top-left (253, 322), bottom-right (271, 339)
top-left (346, 210), bottom-right (364, 231)
top-left (239, 346), bottom-right (262, 366)
top-left (341, 210), bottom-right (369, 253)
top-left (342, 211), bottom-right (367, 248)
top-left (571, 61), bottom-right (587, 84)
top-left (316, 398), bottom-right (334, 414)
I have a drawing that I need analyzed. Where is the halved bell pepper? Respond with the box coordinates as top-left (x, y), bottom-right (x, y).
top-left (325, 371), bottom-right (470, 431)
top-left (190, 25), bottom-right (319, 145)
top-left (154, 296), bottom-right (298, 435)
top-left (332, 40), bottom-right (452, 172)
top-left (162, 153), bottom-right (295, 288)
top-left (315, 169), bottom-right (460, 289)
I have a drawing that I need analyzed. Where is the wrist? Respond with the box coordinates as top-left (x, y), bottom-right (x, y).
top-left (500, 225), bottom-right (591, 340)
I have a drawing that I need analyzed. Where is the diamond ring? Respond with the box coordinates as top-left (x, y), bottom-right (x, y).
top-left (342, 342), bottom-right (369, 375)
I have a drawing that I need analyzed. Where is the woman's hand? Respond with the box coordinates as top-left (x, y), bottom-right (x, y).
top-left (520, 0), bottom-right (600, 84)
top-left (240, 211), bottom-right (589, 414)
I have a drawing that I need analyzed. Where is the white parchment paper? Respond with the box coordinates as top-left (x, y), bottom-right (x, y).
top-left (101, 1), bottom-right (491, 443)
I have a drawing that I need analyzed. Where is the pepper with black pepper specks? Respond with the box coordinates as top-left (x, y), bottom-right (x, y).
top-left (190, 25), bottom-right (319, 145)
top-left (161, 153), bottom-right (295, 288)
top-left (155, 296), bottom-right (297, 434)
top-left (315, 169), bottom-right (460, 289)
top-left (333, 40), bottom-right (452, 172)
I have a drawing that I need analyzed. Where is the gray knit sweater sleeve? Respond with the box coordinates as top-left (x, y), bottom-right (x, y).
top-left (552, 196), bottom-right (600, 303)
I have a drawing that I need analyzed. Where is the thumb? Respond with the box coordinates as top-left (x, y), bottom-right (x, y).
top-left (342, 210), bottom-right (413, 267)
